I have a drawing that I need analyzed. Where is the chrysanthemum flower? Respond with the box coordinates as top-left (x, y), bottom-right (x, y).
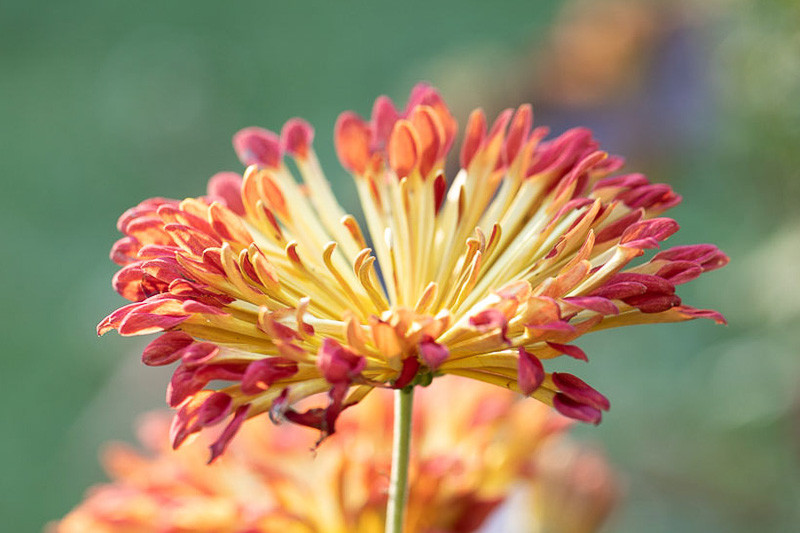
top-left (99, 83), bottom-right (727, 460)
top-left (53, 378), bottom-right (566, 533)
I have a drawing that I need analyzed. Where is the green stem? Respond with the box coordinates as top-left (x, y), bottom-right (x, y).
top-left (386, 386), bottom-right (414, 533)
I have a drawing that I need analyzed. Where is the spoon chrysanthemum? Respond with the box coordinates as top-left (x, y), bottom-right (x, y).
top-left (99, 84), bottom-right (727, 460)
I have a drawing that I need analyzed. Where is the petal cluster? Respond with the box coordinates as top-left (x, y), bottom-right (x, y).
top-left (99, 83), bottom-right (728, 459)
top-left (53, 379), bottom-right (566, 533)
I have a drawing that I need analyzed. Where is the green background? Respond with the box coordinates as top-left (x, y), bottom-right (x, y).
top-left (2, 0), bottom-right (799, 531)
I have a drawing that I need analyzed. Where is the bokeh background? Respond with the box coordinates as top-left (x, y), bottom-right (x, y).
top-left (3, 0), bottom-right (799, 530)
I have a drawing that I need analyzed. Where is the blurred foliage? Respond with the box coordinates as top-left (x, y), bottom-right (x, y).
top-left (1, 0), bottom-right (799, 531)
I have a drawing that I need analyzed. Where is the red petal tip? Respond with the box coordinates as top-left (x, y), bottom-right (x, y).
top-left (334, 112), bottom-right (372, 174)
top-left (554, 393), bottom-right (603, 424)
top-left (388, 120), bottom-right (419, 178)
top-left (233, 127), bottom-right (282, 168)
top-left (281, 118), bottom-right (314, 159)
top-left (419, 339), bottom-right (449, 371)
top-left (317, 338), bottom-right (366, 385)
top-left (207, 172), bottom-right (245, 216)
top-left (518, 348), bottom-right (545, 396)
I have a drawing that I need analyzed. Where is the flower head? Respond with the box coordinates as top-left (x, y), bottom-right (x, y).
top-left (53, 378), bottom-right (566, 533)
top-left (99, 83), bottom-right (727, 459)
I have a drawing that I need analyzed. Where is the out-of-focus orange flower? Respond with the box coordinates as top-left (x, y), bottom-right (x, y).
top-left (534, 0), bottom-right (661, 108)
top-left (98, 83), bottom-right (727, 459)
top-left (518, 440), bottom-right (621, 533)
top-left (53, 378), bottom-right (567, 533)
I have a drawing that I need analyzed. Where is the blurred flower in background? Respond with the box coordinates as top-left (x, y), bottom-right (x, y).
top-left (523, 441), bottom-right (621, 533)
top-left (432, 0), bottom-right (718, 171)
top-left (531, 0), bottom-right (660, 109)
top-left (53, 378), bottom-right (621, 533)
